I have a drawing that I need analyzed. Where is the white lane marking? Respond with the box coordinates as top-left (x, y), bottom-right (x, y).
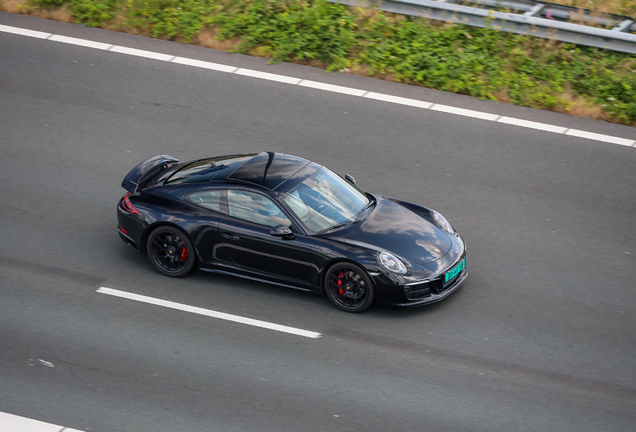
top-left (171, 56), bottom-right (237, 73)
top-left (49, 34), bottom-right (112, 50)
top-left (0, 24), bottom-right (51, 39)
top-left (0, 411), bottom-right (85, 432)
top-left (97, 287), bottom-right (322, 339)
top-left (298, 79), bottom-right (368, 96)
top-left (430, 104), bottom-right (501, 121)
top-left (0, 23), bottom-right (633, 148)
top-left (108, 45), bottom-right (175, 61)
top-left (565, 129), bottom-right (636, 147)
top-left (235, 68), bottom-right (302, 84)
top-left (364, 92), bottom-right (433, 109)
top-left (38, 359), bottom-right (55, 367)
top-left (497, 116), bottom-right (569, 133)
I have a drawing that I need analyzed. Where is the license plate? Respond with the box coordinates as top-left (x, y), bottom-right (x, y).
top-left (444, 259), bottom-right (465, 283)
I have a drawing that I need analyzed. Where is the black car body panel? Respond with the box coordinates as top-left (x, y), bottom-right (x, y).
top-left (321, 195), bottom-right (453, 265)
top-left (121, 154), bottom-right (179, 193)
top-left (117, 152), bottom-right (467, 309)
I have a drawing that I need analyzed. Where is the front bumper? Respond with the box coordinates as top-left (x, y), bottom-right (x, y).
top-left (394, 265), bottom-right (467, 307)
top-left (373, 248), bottom-right (467, 307)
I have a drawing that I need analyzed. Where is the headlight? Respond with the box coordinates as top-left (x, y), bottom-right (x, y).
top-left (378, 252), bottom-right (408, 275)
top-left (432, 210), bottom-right (453, 234)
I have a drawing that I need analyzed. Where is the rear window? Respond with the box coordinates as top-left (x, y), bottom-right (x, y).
top-left (165, 155), bottom-right (255, 185)
top-left (166, 160), bottom-right (222, 185)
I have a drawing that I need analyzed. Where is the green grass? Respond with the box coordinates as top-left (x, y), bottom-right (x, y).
top-left (12, 0), bottom-right (636, 125)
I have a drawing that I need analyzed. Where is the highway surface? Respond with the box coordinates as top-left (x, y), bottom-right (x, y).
top-left (1, 11), bottom-right (635, 432)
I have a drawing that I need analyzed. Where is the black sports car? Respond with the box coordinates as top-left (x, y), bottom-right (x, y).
top-left (117, 152), bottom-right (466, 312)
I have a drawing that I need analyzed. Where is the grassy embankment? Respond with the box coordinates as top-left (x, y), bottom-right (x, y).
top-left (2, 0), bottom-right (635, 126)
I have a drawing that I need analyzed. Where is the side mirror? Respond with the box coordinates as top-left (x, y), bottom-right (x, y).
top-left (270, 225), bottom-right (294, 239)
top-left (344, 174), bottom-right (357, 185)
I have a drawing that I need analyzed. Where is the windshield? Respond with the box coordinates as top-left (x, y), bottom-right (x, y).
top-left (284, 167), bottom-right (369, 233)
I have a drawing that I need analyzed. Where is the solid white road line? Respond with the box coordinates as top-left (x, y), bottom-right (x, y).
top-left (97, 287), bottom-right (322, 339)
top-left (0, 411), bottom-right (84, 432)
top-left (49, 34), bottom-right (112, 50)
top-left (1, 23), bottom-right (634, 148)
top-left (364, 92), bottom-right (433, 109)
top-left (108, 45), bottom-right (175, 61)
top-left (497, 116), bottom-right (569, 133)
top-left (235, 68), bottom-right (302, 84)
top-left (0, 24), bottom-right (50, 39)
top-left (565, 129), bottom-right (636, 146)
top-left (171, 56), bottom-right (238, 73)
top-left (298, 80), bottom-right (368, 96)
top-left (430, 104), bottom-right (501, 121)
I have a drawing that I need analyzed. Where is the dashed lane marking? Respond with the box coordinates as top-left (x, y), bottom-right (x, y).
top-left (97, 287), bottom-right (322, 339)
top-left (0, 411), bottom-right (84, 432)
top-left (1, 23), bottom-right (634, 148)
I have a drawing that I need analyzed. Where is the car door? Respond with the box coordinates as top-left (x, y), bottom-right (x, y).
top-left (219, 189), bottom-right (314, 286)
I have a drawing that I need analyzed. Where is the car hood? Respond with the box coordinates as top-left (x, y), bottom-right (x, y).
top-left (321, 196), bottom-right (452, 265)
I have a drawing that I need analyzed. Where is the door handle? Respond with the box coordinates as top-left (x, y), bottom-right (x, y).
top-left (222, 232), bottom-right (240, 241)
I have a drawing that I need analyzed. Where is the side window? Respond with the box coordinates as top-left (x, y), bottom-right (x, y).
top-left (188, 190), bottom-right (224, 213)
top-left (227, 190), bottom-right (291, 228)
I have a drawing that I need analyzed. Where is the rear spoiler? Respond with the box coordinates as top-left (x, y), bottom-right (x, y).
top-left (122, 155), bottom-right (179, 193)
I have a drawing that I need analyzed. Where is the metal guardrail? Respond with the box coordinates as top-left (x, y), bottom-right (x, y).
top-left (332, 0), bottom-right (636, 55)
top-left (458, 0), bottom-right (636, 32)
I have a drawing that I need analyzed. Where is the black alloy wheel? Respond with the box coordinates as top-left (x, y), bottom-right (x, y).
top-left (147, 226), bottom-right (195, 277)
top-left (324, 263), bottom-right (375, 312)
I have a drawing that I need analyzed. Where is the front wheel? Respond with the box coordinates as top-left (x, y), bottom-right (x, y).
top-left (324, 263), bottom-right (375, 312)
top-left (146, 226), bottom-right (195, 277)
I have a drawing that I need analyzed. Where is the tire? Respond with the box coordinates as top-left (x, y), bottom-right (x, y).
top-left (146, 226), bottom-right (195, 277)
top-left (324, 262), bottom-right (375, 313)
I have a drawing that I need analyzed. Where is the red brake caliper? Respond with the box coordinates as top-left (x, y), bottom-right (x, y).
top-left (337, 271), bottom-right (345, 296)
top-left (180, 246), bottom-right (188, 263)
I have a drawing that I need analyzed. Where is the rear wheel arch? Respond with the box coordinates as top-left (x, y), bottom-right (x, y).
top-left (145, 224), bottom-right (199, 277)
top-left (141, 222), bottom-right (199, 261)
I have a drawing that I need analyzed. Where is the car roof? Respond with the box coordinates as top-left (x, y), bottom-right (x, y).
top-left (163, 152), bottom-right (321, 192)
top-left (227, 152), bottom-right (317, 191)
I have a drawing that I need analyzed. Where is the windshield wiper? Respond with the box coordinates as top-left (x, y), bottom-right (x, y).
top-left (317, 220), bottom-right (359, 234)
top-left (356, 195), bottom-right (376, 221)
top-left (318, 195), bottom-right (375, 234)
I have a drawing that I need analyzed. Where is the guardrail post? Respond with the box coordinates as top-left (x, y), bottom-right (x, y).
top-left (524, 4), bottom-right (546, 17)
top-left (612, 20), bottom-right (635, 32)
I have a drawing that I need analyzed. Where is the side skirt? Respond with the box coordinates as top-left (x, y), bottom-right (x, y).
top-left (199, 268), bottom-right (319, 294)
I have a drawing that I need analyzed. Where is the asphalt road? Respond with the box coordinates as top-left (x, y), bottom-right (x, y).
top-left (1, 12), bottom-right (635, 432)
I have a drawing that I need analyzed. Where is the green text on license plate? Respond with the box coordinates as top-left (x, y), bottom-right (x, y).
top-left (444, 259), bottom-right (465, 283)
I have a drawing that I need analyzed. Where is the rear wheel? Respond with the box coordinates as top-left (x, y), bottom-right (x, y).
top-left (324, 263), bottom-right (374, 312)
top-left (147, 226), bottom-right (195, 277)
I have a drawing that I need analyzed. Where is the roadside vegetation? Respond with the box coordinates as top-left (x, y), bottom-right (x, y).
top-left (2, 0), bottom-right (635, 126)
